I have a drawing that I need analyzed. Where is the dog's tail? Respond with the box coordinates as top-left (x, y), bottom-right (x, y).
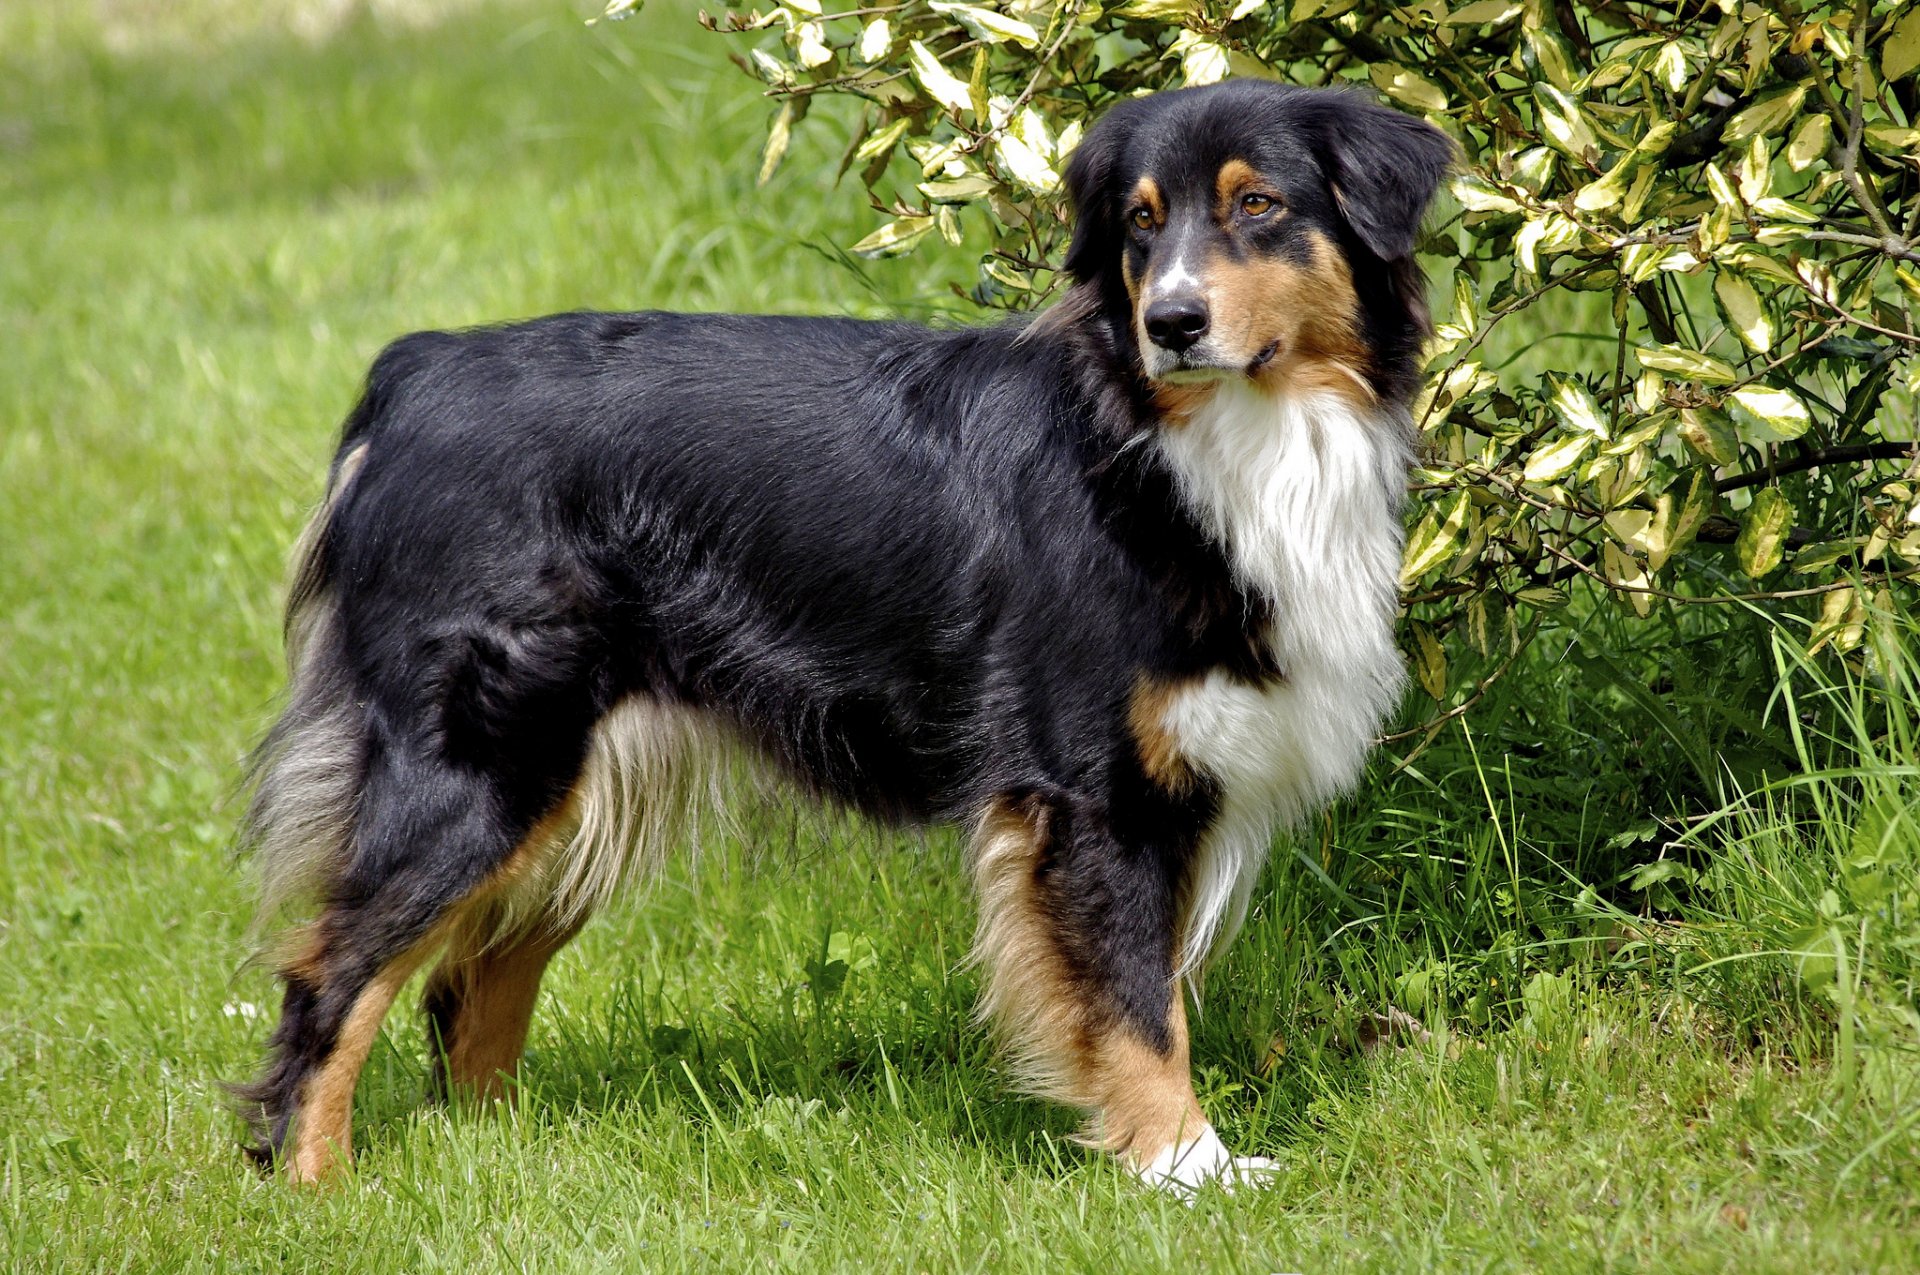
top-left (237, 437), bottom-right (370, 945)
top-left (238, 343), bottom-right (417, 943)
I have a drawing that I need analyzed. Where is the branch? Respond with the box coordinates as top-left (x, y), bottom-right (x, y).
top-left (1715, 443), bottom-right (1920, 493)
top-left (1542, 539), bottom-right (1920, 605)
top-left (1379, 617), bottom-right (1545, 765)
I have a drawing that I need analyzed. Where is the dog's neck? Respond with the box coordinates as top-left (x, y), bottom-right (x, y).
top-left (1153, 379), bottom-right (1410, 650)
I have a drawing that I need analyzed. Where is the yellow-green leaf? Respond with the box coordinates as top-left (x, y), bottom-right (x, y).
top-left (968, 47), bottom-right (991, 122)
top-left (794, 20), bottom-right (832, 69)
top-left (1786, 113), bottom-right (1830, 172)
top-left (1411, 623), bottom-right (1448, 702)
top-left (919, 172), bottom-right (995, 203)
top-left (1750, 196), bottom-right (1821, 224)
top-left (1400, 491), bottom-right (1471, 583)
top-left (1525, 26), bottom-right (1577, 91)
top-left (1572, 163), bottom-right (1633, 212)
top-left (1792, 539), bottom-right (1859, 574)
top-left (996, 132), bottom-right (1059, 194)
top-left (1737, 135), bottom-right (1771, 202)
top-left (1809, 586), bottom-right (1866, 654)
top-left (758, 101), bottom-right (795, 186)
top-left (1721, 86), bottom-right (1805, 143)
top-left (1442, 0), bottom-right (1521, 24)
top-left (857, 17), bottom-right (891, 63)
top-left (1735, 488), bottom-right (1793, 577)
top-left (849, 216), bottom-right (935, 258)
top-left (1864, 124), bottom-right (1920, 152)
top-left (1713, 271), bottom-right (1772, 353)
top-left (854, 116), bottom-right (913, 163)
top-left (1704, 161), bottom-right (1740, 209)
top-left (1534, 84), bottom-right (1598, 158)
top-left (1663, 471), bottom-right (1714, 569)
top-left (1727, 385), bottom-right (1812, 442)
top-left (1452, 174), bottom-right (1524, 214)
top-left (1517, 585), bottom-right (1569, 608)
top-left (1884, 9), bottom-right (1920, 83)
top-left (928, 2), bottom-right (1041, 47)
top-left (1524, 433), bottom-right (1594, 484)
top-left (1602, 543), bottom-right (1653, 616)
top-left (1548, 374), bottom-right (1609, 439)
top-left (981, 257), bottom-right (1032, 291)
top-left (1606, 509), bottom-right (1656, 556)
top-left (1678, 406), bottom-right (1739, 465)
top-left (1635, 345), bottom-right (1737, 384)
top-left (1117, 0), bottom-right (1200, 18)
top-left (1601, 415), bottom-right (1665, 458)
top-left (1465, 593), bottom-right (1502, 655)
top-left (907, 40), bottom-right (973, 113)
top-left (1174, 32), bottom-right (1232, 86)
top-left (1371, 64), bottom-right (1449, 113)
top-left (1653, 42), bottom-right (1687, 92)
top-left (1634, 370), bottom-right (1664, 412)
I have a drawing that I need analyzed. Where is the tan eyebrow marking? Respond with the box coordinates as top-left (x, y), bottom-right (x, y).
top-left (1214, 158), bottom-right (1277, 221)
top-left (1129, 176), bottom-right (1165, 224)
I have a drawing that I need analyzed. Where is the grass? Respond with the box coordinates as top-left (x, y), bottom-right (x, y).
top-left (2, 2), bottom-right (1917, 1270)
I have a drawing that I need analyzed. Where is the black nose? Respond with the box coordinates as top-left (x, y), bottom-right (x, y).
top-left (1145, 295), bottom-right (1210, 352)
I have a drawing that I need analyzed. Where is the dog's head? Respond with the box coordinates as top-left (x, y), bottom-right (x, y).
top-left (1062, 82), bottom-right (1451, 402)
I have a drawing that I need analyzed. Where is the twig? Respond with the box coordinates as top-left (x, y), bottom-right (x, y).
top-left (1380, 617), bottom-right (1544, 760)
top-left (1542, 539), bottom-right (1920, 604)
top-left (1715, 443), bottom-right (1920, 493)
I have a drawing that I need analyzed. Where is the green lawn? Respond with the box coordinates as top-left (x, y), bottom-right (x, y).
top-left (2, 3), bottom-right (1916, 1271)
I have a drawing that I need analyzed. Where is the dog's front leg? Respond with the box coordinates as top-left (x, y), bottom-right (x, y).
top-left (969, 789), bottom-right (1275, 1193)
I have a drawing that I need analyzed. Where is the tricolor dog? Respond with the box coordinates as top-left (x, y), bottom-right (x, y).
top-left (234, 79), bottom-right (1450, 1191)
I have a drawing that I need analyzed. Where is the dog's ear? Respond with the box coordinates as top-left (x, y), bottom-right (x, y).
top-left (1314, 97), bottom-right (1454, 262)
top-left (1061, 106), bottom-right (1140, 284)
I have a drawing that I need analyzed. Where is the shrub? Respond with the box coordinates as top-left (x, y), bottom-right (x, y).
top-left (613, 0), bottom-right (1920, 718)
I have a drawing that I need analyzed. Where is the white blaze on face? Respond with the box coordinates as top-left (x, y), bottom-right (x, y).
top-left (1139, 252), bottom-right (1229, 379)
top-left (1147, 253), bottom-right (1200, 304)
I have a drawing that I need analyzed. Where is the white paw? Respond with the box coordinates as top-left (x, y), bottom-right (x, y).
top-left (1133, 1125), bottom-right (1279, 1197)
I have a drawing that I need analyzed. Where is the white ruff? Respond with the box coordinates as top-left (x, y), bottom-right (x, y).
top-left (1154, 381), bottom-right (1410, 974)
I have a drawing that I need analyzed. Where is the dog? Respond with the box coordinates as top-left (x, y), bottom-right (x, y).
top-left (233, 79), bottom-right (1450, 1192)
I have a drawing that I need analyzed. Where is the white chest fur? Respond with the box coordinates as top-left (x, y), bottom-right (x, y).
top-left (1152, 382), bottom-right (1410, 973)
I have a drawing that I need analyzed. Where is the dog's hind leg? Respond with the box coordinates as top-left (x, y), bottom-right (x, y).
top-left (421, 906), bottom-right (584, 1105)
top-left (970, 790), bottom-right (1273, 1194)
top-left (239, 744), bottom-right (568, 1183)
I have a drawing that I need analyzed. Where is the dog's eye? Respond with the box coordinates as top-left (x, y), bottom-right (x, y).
top-left (1130, 207), bottom-right (1155, 231)
top-left (1241, 194), bottom-right (1277, 217)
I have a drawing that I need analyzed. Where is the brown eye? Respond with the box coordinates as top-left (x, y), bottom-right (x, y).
top-left (1241, 193), bottom-right (1277, 217)
top-left (1130, 207), bottom-right (1155, 231)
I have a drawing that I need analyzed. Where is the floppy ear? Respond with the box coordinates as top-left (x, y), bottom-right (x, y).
top-left (1060, 105), bottom-right (1140, 284)
top-left (1316, 97), bottom-right (1454, 262)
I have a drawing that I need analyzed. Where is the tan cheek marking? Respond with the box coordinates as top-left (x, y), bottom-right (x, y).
top-left (1253, 230), bottom-right (1375, 408)
top-left (1130, 677), bottom-right (1198, 793)
top-left (1207, 254), bottom-right (1307, 367)
top-left (1125, 177), bottom-right (1165, 345)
